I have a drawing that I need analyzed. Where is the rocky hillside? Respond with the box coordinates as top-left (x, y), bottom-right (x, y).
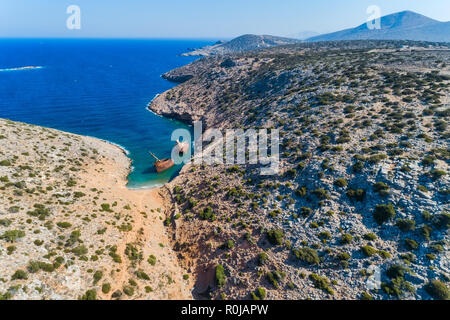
top-left (308, 11), bottom-right (450, 43)
top-left (0, 119), bottom-right (191, 300)
top-left (182, 34), bottom-right (301, 56)
top-left (150, 40), bottom-right (450, 300)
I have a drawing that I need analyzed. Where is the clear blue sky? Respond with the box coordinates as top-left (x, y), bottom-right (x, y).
top-left (1, 0), bottom-right (449, 39)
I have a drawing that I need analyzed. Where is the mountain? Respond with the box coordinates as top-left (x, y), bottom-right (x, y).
top-left (182, 34), bottom-right (301, 56)
top-left (308, 11), bottom-right (450, 43)
top-left (289, 30), bottom-right (320, 40)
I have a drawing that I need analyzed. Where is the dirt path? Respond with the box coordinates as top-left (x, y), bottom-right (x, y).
top-left (80, 138), bottom-right (192, 300)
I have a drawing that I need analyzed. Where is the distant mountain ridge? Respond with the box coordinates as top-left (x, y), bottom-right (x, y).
top-left (308, 11), bottom-right (450, 43)
top-left (182, 34), bottom-right (301, 56)
top-left (289, 31), bottom-right (320, 40)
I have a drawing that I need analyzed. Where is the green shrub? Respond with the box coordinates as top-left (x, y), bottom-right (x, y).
top-left (199, 206), bottom-right (216, 221)
top-left (110, 290), bottom-right (122, 298)
top-left (318, 231), bottom-right (331, 240)
top-left (102, 283), bottom-right (111, 294)
top-left (421, 225), bottom-right (432, 240)
top-left (429, 169), bottom-right (446, 180)
top-left (373, 203), bottom-right (396, 224)
top-left (396, 219), bottom-right (416, 232)
top-left (7, 245), bottom-right (16, 255)
top-left (147, 254), bottom-right (156, 266)
top-left (56, 222), bottom-right (72, 229)
top-left (386, 264), bottom-right (408, 279)
top-left (300, 206), bottom-right (313, 217)
top-left (312, 188), bottom-right (329, 199)
top-left (426, 253), bottom-right (436, 260)
top-left (285, 168), bottom-right (297, 178)
top-left (295, 186), bottom-right (307, 197)
top-left (0, 160), bottom-right (12, 166)
top-left (257, 252), bottom-right (269, 265)
top-left (0, 219), bottom-right (11, 227)
top-left (1, 230), bottom-right (25, 242)
top-left (361, 245), bottom-right (377, 257)
top-left (378, 250), bottom-right (391, 259)
top-left (136, 270), bottom-right (150, 281)
top-left (93, 271), bottom-right (103, 284)
top-left (72, 245), bottom-right (88, 256)
top-left (353, 161), bottom-right (364, 173)
top-left (67, 230), bottom-right (81, 246)
top-left (267, 229), bottom-right (284, 245)
top-left (334, 178), bottom-right (348, 188)
top-left (346, 189), bottom-right (365, 201)
top-left (251, 287), bottom-right (266, 300)
top-left (367, 154), bottom-right (387, 164)
top-left (221, 240), bottom-right (235, 250)
top-left (0, 291), bottom-right (12, 300)
top-left (266, 270), bottom-right (285, 288)
top-left (79, 289), bottom-right (97, 300)
top-left (364, 233), bottom-right (377, 241)
top-left (27, 204), bottom-right (50, 220)
top-left (417, 185), bottom-right (428, 193)
top-left (404, 238), bottom-right (419, 250)
top-left (215, 264), bottom-right (226, 287)
top-left (292, 247), bottom-right (320, 265)
top-left (309, 273), bottom-right (334, 295)
top-left (100, 203), bottom-right (113, 212)
top-left (340, 233), bottom-right (353, 244)
top-left (429, 243), bottom-right (444, 253)
top-left (381, 270), bottom-right (415, 298)
top-left (11, 269), bottom-right (28, 280)
top-left (67, 179), bottom-right (77, 187)
top-left (432, 213), bottom-right (450, 230)
top-left (125, 243), bottom-right (142, 261)
top-left (424, 280), bottom-right (449, 300)
top-left (123, 286), bottom-right (134, 296)
top-left (361, 292), bottom-right (373, 300)
top-left (373, 182), bottom-right (389, 196)
top-left (74, 191), bottom-right (85, 198)
top-left (39, 262), bottom-right (55, 272)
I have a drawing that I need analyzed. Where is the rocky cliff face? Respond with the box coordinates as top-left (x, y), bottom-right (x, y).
top-left (151, 40), bottom-right (450, 300)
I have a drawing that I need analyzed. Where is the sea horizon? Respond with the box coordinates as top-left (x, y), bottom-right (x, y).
top-left (0, 38), bottom-right (208, 188)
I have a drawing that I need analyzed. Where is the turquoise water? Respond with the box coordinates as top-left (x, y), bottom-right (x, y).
top-left (0, 39), bottom-right (211, 188)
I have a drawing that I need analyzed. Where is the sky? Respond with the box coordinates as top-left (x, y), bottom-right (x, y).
top-left (1, 0), bottom-right (450, 39)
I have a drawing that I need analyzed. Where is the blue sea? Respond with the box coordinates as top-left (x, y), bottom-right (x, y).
top-left (0, 39), bottom-right (211, 188)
